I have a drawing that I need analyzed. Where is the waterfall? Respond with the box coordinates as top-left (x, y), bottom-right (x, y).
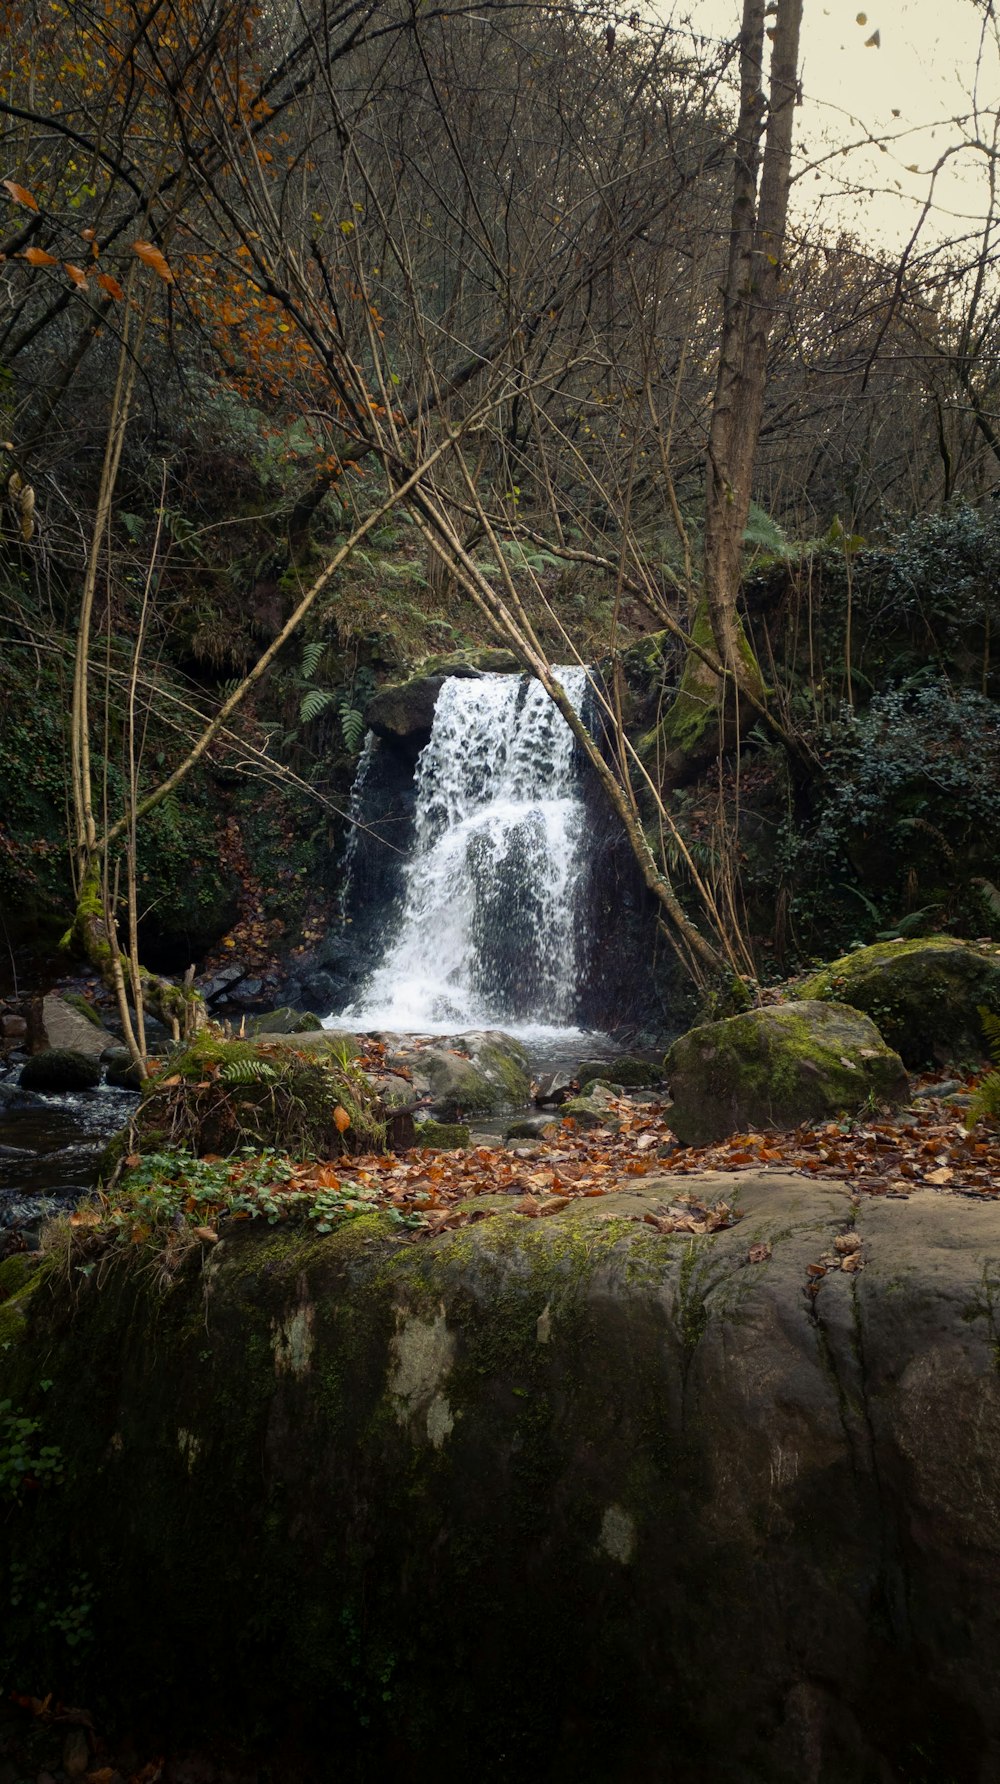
top-left (338, 669), bottom-right (590, 1037)
top-left (335, 728), bottom-right (376, 925)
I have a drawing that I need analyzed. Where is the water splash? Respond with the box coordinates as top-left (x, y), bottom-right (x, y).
top-left (339, 669), bottom-right (590, 1038)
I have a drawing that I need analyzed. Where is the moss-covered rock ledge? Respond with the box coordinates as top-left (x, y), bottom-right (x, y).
top-left (3, 1179), bottom-right (1000, 1781)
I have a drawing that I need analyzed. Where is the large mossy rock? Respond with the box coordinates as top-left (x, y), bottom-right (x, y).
top-left (797, 936), bottom-right (1000, 1066)
top-left (665, 1000), bottom-right (908, 1145)
top-left (386, 1030), bottom-right (530, 1119)
top-left (19, 1047), bottom-right (101, 1092)
top-left (3, 1177), bottom-right (1000, 1781)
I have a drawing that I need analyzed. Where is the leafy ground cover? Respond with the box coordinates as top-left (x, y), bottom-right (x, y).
top-left (64, 1070), bottom-right (1000, 1263)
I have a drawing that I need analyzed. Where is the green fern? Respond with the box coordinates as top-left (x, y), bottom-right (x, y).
top-left (339, 703), bottom-right (365, 753)
top-left (300, 640), bottom-right (324, 679)
top-left (219, 1056), bottom-right (279, 1085)
top-left (968, 1007), bottom-right (1000, 1126)
top-left (300, 686), bottom-right (335, 724)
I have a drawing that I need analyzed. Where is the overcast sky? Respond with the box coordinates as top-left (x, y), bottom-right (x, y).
top-left (678, 0), bottom-right (1000, 254)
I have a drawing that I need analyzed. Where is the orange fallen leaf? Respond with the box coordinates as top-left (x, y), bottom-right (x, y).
top-left (3, 179), bottom-right (38, 209)
top-left (333, 1104), bottom-right (351, 1133)
top-left (22, 246), bottom-right (58, 266)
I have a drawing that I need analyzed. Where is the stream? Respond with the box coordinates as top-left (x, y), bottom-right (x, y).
top-left (0, 1070), bottom-right (138, 1237)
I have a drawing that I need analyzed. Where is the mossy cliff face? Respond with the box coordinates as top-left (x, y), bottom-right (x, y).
top-left (797, 935), bottom-right (1000, 1067)
top-left (4, 1178), bottom-right (1000, 1782)
top-left (665, 999), bottom-right (909, 1145)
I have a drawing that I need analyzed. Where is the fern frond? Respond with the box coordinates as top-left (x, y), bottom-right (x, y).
top-left (300, 687), bottom-right (335, 724)
top-left (339, 704), bottom-right (365, 753)
top-left (967, 1006), bottom-right (1000, 1126)
top-left (219, 1057), bottom-right (279, 1085)
top-left (300, 640), bottom-right (323, 678)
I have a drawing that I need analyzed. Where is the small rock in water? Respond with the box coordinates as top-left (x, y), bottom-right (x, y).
top-left (506, 1113), bottom-right (560, 1140)
top-left (534, 1070), bottom-right (576, 1107)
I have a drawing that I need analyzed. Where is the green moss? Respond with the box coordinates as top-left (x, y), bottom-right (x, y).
top-left (133, 1031), bottom-right (385, 1156)
top-left (474, 1039), bottom-right (531, 1109)
top-left (0, 1262), bottom-right (46, 1353)
top-left (640, 600), bottom-right (767, 776)
top-left (414, 1120), bottom-right (470, 1150)
top-left (61, 992), bottom-right (104, 1027)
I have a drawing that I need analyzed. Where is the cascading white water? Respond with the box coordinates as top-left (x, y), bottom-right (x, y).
top-left (339, 669), bottom-right (590, 1038)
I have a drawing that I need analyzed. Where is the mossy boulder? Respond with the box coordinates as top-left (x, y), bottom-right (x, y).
top-left (131, 1031), bottom-right (385, 1157)
top-left (103, 1047), bottom-right (144, 1091)
top-left (4, 1179), bottom-right (1000, 1779)
top-left (561, 1082), bottom-right (622, 1131)
top-left (34, 992), bottom-right (115, 1059)
top-left (19, 1048), bottom-right (101, 1092)
top-left (796, 936), bottom-right (1000, 1067)
top-left (414, 1119), bottom-right (470, 1150)
top-left (665, 1000), bottom-right (908, 1145)
top-left (365, 673), bottom-right (447, 745)
top-left (386, 1031), bottom-right (530, 1120)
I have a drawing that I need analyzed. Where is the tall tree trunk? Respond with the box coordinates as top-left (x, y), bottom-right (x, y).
top-left (703, 0), bottom-right (803, 679)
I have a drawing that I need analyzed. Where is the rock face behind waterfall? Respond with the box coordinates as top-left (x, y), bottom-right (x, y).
top-left (4, 1177), bottom-right (1000, 1780)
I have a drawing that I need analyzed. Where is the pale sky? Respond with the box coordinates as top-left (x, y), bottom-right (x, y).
top-left (680, 0), bottom-right (1000, 254)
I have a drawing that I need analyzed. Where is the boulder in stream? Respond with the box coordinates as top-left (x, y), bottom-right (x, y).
top-left (386, 1031), bottom-right (531, 1120)
top-left (32, 992), bottom-right (115, 1059)
top-left (20, 1048), bottom-right (102, 1092)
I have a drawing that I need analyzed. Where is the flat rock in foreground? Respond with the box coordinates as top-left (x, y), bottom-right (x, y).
top-left (2, 1175), bottom-right (999, 1782)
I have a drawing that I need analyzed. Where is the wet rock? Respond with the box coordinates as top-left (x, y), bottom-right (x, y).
top-left (665, 1000), bottom-right (909, 1146)
top-left (386, 1031), bottom-right (530, 1120)
top-left (560, 1082), bottom-right (623, 1131)
top-left (103, 1049), bottom-right (144, 1091)
top-left (0, 1079), bottom-right (45, 1112)
top-left (365, 674), bottom-right (447, 746)
top-left (579, 1055), bottom-right (663, 1091)
top-left (533, 1070), bottom-right (576, 1107)
top-left (1, 1015), bottom-right (27, 1041)
top-left (20, 1049), bottom-right (102, 1093)
top-left (505, 1113), bottom-right (560, 1140)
